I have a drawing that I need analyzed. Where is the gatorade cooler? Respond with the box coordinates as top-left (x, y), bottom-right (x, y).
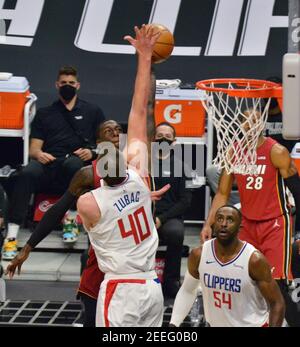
top-left (0, 76), bottom-right (30, 129)
top-left (155, 89), bottom-right (206, 137)
top-left (291, 142), bottom-right (300, 175)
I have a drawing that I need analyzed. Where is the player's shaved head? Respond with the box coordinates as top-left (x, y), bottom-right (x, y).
top-left (97, 148), bottom-right (126, 186)
top-left (214, 205), bottom-right (241, 246)
top-left (216, 205), bottom-right (242, 226)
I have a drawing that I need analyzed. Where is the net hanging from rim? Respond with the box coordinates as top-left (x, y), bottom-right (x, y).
top-left (196, 79), bottom-right (282, 175)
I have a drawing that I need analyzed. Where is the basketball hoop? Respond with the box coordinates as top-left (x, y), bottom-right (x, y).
top-left (196, 78), bottom-right (282, 175)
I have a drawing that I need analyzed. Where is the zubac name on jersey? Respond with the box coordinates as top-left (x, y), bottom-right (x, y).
top-left (113, 191), bottom-right (141, 213)
top-left (203, 273), bottom-right (241, 293)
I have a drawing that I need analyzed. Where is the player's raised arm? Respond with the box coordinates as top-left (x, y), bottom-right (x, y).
top-left (123, 25), bottom-right (160, 174)
top-left (249, 251), bottom-right (285, 327)
top-left (201, 170), bottom-right (234, 242)
top-left (147, 68), bottom-right (156, 144)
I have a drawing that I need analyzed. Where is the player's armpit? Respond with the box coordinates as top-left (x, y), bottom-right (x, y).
top-left (271, 143), bottom-right (297, 178)
top-left (249, 251), bottom-right (285, 327)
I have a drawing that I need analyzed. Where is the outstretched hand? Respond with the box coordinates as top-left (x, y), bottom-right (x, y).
top-left (150, 184), bottom-right (171, 201)
top-left (5, 247), bottom-right (31, 279)
top-left (124, 24), bottom-right (161, 59)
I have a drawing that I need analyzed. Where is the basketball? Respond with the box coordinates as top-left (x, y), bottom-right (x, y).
top-left (147, 23), bottom-right (174, 64)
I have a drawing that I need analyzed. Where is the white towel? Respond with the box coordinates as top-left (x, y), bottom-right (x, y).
top-left (0, 72), bottom-right (13, 81)
top-left (156, 79), bottom-right (181, 89)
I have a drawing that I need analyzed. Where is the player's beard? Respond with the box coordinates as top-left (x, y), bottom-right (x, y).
top-left (216, 232), bottom-right (237, 247)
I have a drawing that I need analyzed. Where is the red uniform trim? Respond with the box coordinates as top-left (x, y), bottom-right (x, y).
top-left (104, 279), bottom-right (146, 327)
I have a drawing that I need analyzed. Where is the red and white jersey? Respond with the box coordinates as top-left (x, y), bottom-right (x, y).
top-left (234, 137), bottom-right (289, 220)
top-left (88, 169), bottom-right (158, 276)
top-left (199, 239), bottom-right (269, 327)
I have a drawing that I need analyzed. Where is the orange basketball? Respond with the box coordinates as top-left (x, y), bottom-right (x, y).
top-left (146, 23), bottom-right (174, 64)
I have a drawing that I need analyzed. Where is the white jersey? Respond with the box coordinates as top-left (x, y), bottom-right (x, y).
top-left (88, 169), bottom-right (158, 276)
top-left (199, 239), bottom-right (269, 327)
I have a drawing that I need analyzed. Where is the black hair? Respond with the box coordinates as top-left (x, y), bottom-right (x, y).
top-left (155, 122), bottom-right (176, 138)
top-left (96, 120), bottom-right (122, 141)
top-left (216, 205), bottom-right (242, 225)
top-left (98, 149), bottom-right (126, 186)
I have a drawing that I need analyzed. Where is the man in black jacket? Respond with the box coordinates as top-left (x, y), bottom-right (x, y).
top-left (2, 66), bottom-right (105, 260)
top-left (152, 122), bottom-right (192, 298)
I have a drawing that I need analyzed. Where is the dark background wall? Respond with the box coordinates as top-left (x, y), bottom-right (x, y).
top-left (0, 0), bottom-right (290, 221)
top-left (0, 0), bottom-right (288, 122)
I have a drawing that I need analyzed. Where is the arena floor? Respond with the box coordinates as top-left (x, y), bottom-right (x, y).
top-left (0, 225), bottom-right (202, 327)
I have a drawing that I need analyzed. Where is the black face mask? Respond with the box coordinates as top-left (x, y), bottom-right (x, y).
top-left (59, 85), bottom-right (77, 102)
top-left (155, 138), bottom-right (174, 146)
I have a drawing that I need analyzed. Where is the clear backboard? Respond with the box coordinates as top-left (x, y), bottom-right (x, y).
top-left (283, 0), bottom-right (300, 139)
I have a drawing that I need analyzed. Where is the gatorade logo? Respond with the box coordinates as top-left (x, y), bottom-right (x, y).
top-left (163, 104), bottom-right (182, 124)
top-left (291, 18), bottom-right (300, 44)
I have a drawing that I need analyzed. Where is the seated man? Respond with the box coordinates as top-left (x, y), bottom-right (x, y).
top-left (152, 122), bottom-right (192, 298)
top-left (2, 66), bottom-right (105, 259)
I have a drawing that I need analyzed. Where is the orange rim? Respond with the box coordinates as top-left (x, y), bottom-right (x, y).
top-left (196, 78), bottom-right (282, 98)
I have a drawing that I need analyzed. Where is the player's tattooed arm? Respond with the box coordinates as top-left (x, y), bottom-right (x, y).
top-left (68, 165), bottom-right (94, 197)
top-left (249, 251), bottom-right (285, 327)
top-left (5, 166), bottom-right (96, 278)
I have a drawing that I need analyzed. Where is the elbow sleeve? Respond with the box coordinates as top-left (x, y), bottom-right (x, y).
top-left (170, 271), bottom-right (200, 327)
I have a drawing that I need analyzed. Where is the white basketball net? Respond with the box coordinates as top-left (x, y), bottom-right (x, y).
top-left (202, 82), bottom-right (272, 175)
